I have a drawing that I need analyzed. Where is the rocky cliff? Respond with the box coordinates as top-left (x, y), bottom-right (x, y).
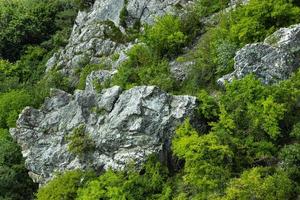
top-left (10, 0), bottom-right (200, 186)
top-left (10, 0), bottom-right (300, 187)
top-left (46, 0), bottom-right (194, 76)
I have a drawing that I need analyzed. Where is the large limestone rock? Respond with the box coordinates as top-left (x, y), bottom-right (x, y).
top-left (218, 24), bottom-right (300, 85)
top-left (46, 0), bottom-right (193, 75)
top-left (10, 86), bottom-right (197, 184)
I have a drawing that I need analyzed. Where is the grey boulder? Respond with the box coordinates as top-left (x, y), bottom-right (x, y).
top-left (10, 86), bottom-right (197, 184)
top-left (218, 23), bottom-right (300, 85)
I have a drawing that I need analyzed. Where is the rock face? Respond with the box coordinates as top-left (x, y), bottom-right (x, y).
top-left (218, 24), bottom-right (300, 85)
top-left (46, 0), bottom-right (193, 75)
top-left (10, 86), bottom-right (197, 184)
top-left (170, 60), bottom-right (194, 82)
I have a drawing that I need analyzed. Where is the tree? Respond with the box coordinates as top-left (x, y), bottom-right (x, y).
top-left (172, 119), bottom-right (233, 198)
top-left (220, 167), bottom-right (293, 200)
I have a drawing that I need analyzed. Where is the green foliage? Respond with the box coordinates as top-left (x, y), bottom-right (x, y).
top-left (143, 15), bottom-right (187, 58)
top-left (197, 90), bottom-right (219, 120)
top-left (220, 75), bottom-right (285, 140)
top-left (66, 124), bottom-right (95, 157)
top-left (77, 156), bottom-right (171, 200)
top-left (1, 0), bottom-right (300, 199)
top-left (279, 144), bottom-right (300, 178)
top-left (172, 71), bottom-right (300, 198)
top-left (228, 0), bottom-right (300, 44)
top-left (13, 46), bottom-right (48, 83)
top-left (181, 0), bottom-right (300, 93)
top-left (102, 20), bottom-right (129, 43)
top-left (74, 0), bottom-right (95, 10)
top-left (119, 0), bottom-right (129, 28)
top-left (193, 0), bottom-right (230, 18)
top-left (290, 122), bottom-right (300, 139)
top-left (220, 168), bottom-right (293, 200)
top-left (112, 44), bottom-right (175, 91)
top-left (172, 119), bottom-right (233, 198)
top-left (0, 129), bottom-right (37, 200)
top-left (36, 170), bottom-right (95, 200)
top-left (0, 0), bottom-right (79, 61)
top-left (0, 90), bottom-right (32, 128)
top-left (77, 170), bottom-right (126, 200)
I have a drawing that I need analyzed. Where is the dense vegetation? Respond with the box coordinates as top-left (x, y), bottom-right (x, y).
top-left (0, 0), bottom-right (299, 199)
top-left (0, 0), bottom-right (88, 199)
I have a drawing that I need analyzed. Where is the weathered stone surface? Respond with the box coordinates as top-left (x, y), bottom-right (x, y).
top-left (169, 60), bottom-right (194, 82)
top-left (218, 24), bottom-right (300, 85)
top-left (10, 86), bottom-right (197, 184)
top-left (85, 70), bottom-right (114, 92)
top-left (264, 23), bottom-right (300, 54)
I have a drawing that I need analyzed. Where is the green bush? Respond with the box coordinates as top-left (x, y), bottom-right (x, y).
top-left (228, 0), bottom-right (300, 44)
top-left (279, 144), bottom-right (300, 178)
top-left (0, 129), bottom-right (37, 200)
top-left (0, 0), bottom-right (79, 61)
top-left (66, 125), bottom-right (95, 157)
top-left (181, 0), bottom-right (300, 93)
top-left (220, 168), bottom-right (293, 200)
top-left (29, 70), bottom-right (73, 107)
top-left (172, 119), bottom-right (233, 198)
top-left (143, 15), bottom-right (187, 58)
top-left (193, 0), bottom-right (230, 18)
top-left (112, 44), bottom-right (175, 91)
top-left (36, 170), bottom-right (95, 200)
top-left (77, 156), bottom-right (171, 200)
top-left (0, 90), bottom-right (32, 128)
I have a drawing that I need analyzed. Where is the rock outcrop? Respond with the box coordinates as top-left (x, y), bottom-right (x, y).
top-left (10, 86), bottom-right (197, 184)
top-left (46, 0), bottom-right (193, 75)
top-left (218, 23), bottom-right (300, 85)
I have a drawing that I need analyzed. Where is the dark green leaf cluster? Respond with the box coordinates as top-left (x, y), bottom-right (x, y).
top-left (66, 124), bottom-right (96, 157)
top-left (112, 44), bottom-right (175, 91)
top-left (0, 129), bottom-right (37, 200)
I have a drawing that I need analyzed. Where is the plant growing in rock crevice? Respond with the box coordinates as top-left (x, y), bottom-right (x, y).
top-left (66, 124), bottom-right (95, 158)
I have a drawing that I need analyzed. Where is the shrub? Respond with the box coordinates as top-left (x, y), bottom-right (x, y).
top-left (220, 168), bottom-right (294, 200)
top-left (0, 90), bottom-right (32, 128)
top-left (77, 156), bottom-right (171, 200)
top-left (193, 0), bottom-right (230, 18)
top-left (0, 129), bottom-right (37, 200)
top-left (143, 15), bottom-right (187, 58)
top-left (172, 119), bottom-right (233, 198)
top-left (181, 0), bottom-right (300, 92)
top-left (66, 124), bottom-right (95, 157)
top-left (279, 144), bottom-right (300, 178)
top-left (36, 170), bottom-right (95, 200)
top-left (112, 44), bottom-right (175, 91)
top-left (29, 70), bottom-right (73, 107)
top-left (228, 0), bottom-right (300, 44)
top-left (0, 0), bottom-right (79, 61)
top-left (290, 123), bottom-right (300, 139)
